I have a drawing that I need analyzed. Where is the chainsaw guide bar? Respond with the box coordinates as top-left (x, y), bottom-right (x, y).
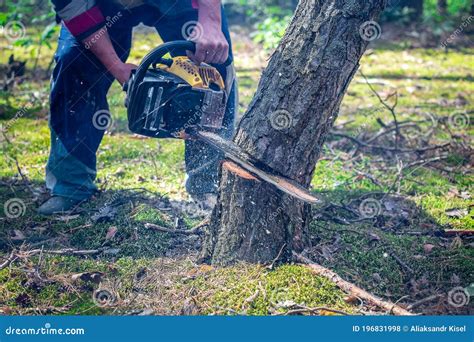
top-left (193, 130), bottom-right (320, 205)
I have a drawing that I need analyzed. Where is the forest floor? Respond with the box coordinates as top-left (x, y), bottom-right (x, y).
top-left (0, 26), bottom-right (473, 316)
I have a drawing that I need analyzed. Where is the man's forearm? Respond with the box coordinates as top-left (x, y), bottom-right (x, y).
top-left (197, 0), bottom-right (222, 27)
top-left (82, 29), bottom-right (136, 85)
top-left (191, 0), bottom-right (229, 64)
top-left (83, 30), bottom-right (122, 74)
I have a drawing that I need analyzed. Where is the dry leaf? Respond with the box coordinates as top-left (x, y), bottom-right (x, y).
top-left (319, 309), bottom-right (339, 316)
top-left (105, 226), bottom-right (118, 241)
top-left (343, 295), bottom-right (359, 304)
top-left (445, 208), bottom-right (468, 218)
top-left (423, 244), bottom-right (435, 254)
top-left (71, 272), bottom-right (103, 283)
top-left (0, 306), bottom-right (12, 315)
top-left (11, 230), bottom-right (26, 241)
top-left (450, 236), bottom-right (463, 249)
top-left (114, 167), bottom-right (126, 177)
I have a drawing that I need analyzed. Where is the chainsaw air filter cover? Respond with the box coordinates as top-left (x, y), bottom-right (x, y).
top-left (126, 41), bottom-right (228, 139)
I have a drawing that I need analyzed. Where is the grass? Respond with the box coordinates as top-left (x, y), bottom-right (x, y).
top-left (0, 28), bottom-right (473, 315)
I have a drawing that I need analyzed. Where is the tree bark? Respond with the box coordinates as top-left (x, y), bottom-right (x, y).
top-left (200, 0), bottom-right (387, 265)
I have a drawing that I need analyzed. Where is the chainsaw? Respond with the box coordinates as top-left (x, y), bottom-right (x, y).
top-left (125, 41), bottom-right (318, 204)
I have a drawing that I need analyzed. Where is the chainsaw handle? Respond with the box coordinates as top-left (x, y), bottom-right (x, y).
top-left (131, 40), bottom-right (232, 92)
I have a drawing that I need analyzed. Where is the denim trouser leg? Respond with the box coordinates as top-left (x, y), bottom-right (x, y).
top-left (47, 22), bottom-right (132, 200)
top-left (152, 7), bottom-right (237, 196)
top-left (47, 4), bottom-right (237, 199)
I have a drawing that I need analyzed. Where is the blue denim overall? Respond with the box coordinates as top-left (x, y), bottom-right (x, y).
top-left (46, 2), bottom-right (236, 200)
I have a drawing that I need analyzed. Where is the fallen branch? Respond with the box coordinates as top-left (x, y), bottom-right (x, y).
top-left (0, 251), bottom-right (18, 270)
top-left (293, 252), bottom-right (413, 316)
top-left (406, 294), bottom-right (444, 311)
top-left (1, 248), bottom-right (106, 270)
top-left (443, 229), bottom-right (474, 237)
top-left (16, 306), bottom-right (71, 315)
top-left (273, 305), bottom-right (350, 316)
top-left (23, 248), bottom-right (105, 257)
top-left (331, 132), bottom-right (450, 153)
top-left (387, 249), bottom-right (414, 274)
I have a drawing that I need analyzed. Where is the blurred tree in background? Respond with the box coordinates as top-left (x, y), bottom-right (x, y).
top-left (222, 0), bottom-right (473, 49)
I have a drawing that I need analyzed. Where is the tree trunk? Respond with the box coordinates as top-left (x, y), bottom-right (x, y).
top-left (397, 0), bottom-right (424, 20)
top-left (200, 0), bottom-right (387, 265)
top-left (437, 0), bottom-right (448, 16)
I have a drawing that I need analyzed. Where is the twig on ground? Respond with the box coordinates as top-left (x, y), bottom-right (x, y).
top-left (15, 306), bottom-right (71, 315)
top-left (23, 248), bottom-right (106, 257)
top-left (403, 156), bottom-right (450, 170)
top-left (330, 132), bottom-right (450, 154)
top-left (267, 243), bottom-right (286, 269)
top-left (406, 294), bottom-right (444, 310)
top-left (273, 305), bottom-right (350, 316)
top-left (354, 170), bottom-right (383, 187)
top-left (365, 122), bottom-right (417, 144)
top-left (0, 251), bottom-right (18, 270)
top-left (443, 230), bottom-right (474, 237)
top-left (359, 70), bottom-right (402, 149)
top-left (294, 252), bottom-right (413, 316)
top-left (145, 217), bottom-right (209, 235)
top-left (1, 248), bottom-right (105, 270)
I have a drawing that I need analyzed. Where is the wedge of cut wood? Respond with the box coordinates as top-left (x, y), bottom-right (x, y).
top-left (194, 130), bottom-right (320, 204)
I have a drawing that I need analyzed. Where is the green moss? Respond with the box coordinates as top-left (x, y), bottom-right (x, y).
top-left (1, 31), bottom-right (472, 315)
top-left (188, 265), bottom-right (352, 315)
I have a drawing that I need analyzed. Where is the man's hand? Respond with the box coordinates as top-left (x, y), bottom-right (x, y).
top-left (189, 22), bottom-right (229, 65)
top-left (110, 62), bottom-right (138, 86)
top-left (188, 0), bottom-right (229, 65)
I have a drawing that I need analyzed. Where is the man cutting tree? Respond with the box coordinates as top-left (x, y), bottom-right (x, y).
top-left (38, 0), bottom-right (237, 215)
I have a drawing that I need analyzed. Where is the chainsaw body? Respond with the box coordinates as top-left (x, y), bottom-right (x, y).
top-left (126, 41), bottom-right (228, 139)
top-left (124, 41), bottom-right (319, 205)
